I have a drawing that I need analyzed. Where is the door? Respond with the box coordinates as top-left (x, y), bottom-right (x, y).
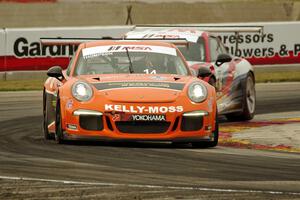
top-left (209, 36), bottom-right (237, 112)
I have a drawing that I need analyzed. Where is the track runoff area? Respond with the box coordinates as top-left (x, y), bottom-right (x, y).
top-left (0, 84), bottom-right (300, 199)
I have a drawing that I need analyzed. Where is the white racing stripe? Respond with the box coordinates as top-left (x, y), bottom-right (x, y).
top-left (0, 175), bottom-right (300, 196)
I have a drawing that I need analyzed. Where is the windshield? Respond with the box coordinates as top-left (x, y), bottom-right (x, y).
top-left (177, 39), bottom-right (206, 62)
top-left (74, 45), bottom-right (189, 76)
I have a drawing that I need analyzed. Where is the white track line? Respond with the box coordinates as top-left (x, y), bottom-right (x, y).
top-left (0, 175), bottom-right (300, 196)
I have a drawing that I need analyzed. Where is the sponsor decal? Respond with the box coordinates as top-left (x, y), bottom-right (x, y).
top-left (132, 114), bottom-right (166, 121)
top-left (127, 31), bottom-right (199, 42)
top-left (108, 46), bottom-right (152, 51)
top-left (150, 76), bottom-right (168, 81)
top-left (94, 82), bottom-right (185, 91)
top-left (111, 113), bottom-right (166, 122)
top-left (142, 34), bottom-right (180, 39)
top-left (105, 104), bottom-right (183, 114)
top-left (82, 45), bottom-right (177, 58)
top-left (66, 99), bottom-right (73, 109)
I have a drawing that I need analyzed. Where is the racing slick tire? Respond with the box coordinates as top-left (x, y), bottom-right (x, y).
top-left (55, 95), bottom-right (65, 144)
top-left (226, 73), bottom-right (256, 121)
top-left (192, 113), bottom-right (219, 148)
top-left (43, 90), bottom-right (53, 140)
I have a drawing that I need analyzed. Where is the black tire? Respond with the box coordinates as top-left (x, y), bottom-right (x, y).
top-left (43, 90), bottom-right (53, 140)
top-left (226, 73), bottom-right (256, 121)
top-left (55, 95), bottom-right (65, 144)
top-left (208, 77), bottom-right (216, 88)
top-left (192, 113), bottom-right (219, 148)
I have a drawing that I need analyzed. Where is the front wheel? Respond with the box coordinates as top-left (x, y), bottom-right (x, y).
top-left (226, 73), bottom-right (256, 121)
top-left (55, 96), bottom-right (65, 144)
top-left (43, 91), bottom-right (53, 140)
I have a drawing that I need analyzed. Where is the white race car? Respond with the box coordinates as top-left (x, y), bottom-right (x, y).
top-left (126, 26), bottom-right (258, 121)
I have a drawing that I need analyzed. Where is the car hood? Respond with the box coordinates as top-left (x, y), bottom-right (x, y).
top-left (78, 74), bottom-right (193, 103)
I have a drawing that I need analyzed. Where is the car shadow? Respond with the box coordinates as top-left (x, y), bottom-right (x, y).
top-left (63, 140), bottom-right (199, 149)
top-left (42, 137), bottom-right (219, 149)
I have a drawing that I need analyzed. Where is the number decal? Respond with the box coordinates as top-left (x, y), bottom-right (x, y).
top-left (143, 69), bottom-right (157, 74)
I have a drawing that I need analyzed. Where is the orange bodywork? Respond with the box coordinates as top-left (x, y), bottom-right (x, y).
top-left (44, 40), bottom-right (217, 142)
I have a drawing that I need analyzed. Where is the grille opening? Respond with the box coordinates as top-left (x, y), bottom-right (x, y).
top-left (181, 116), bottom-right (203, 131)
top-left (105, 116), bottom-right (114, 131)
top-left (116, 121), bottom-right (170, 134)
top-left (79, 115), bottom-right (103, 131)
top-left (172, 117), bottom-right (180, 131)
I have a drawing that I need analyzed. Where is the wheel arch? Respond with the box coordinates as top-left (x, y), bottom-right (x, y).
top-left (249, 70), bottom-right (255, 84)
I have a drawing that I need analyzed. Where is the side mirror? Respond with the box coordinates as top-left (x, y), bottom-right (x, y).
top-left (215, 54), bottom-right (232, 67)
top-left (198, 67), bottom-right (212, 78)
top-left (47, 66), bottom-right (64, 81)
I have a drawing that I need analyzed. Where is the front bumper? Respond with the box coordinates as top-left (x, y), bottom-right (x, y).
top-left (62, 108), bottom-right (215, 142)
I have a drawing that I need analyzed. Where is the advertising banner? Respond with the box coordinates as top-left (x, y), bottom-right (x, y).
top-left (1, 26), bottom-right (133, 71)
top-left (215, 22), bottom-right (300, 65)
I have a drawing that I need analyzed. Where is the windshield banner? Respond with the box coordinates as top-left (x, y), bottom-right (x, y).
top-left (82, 45), bottom-right (177, 58)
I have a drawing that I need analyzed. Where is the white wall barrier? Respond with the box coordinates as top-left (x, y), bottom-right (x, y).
top-left (0, 29), bottom-right (6, 72)
top-left (0, 22), bottom-right (300, 72)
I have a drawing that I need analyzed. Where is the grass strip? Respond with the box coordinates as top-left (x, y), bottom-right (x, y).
top-left (0, 79), bottom-right (45, 91)
top-left (255, 71), bottom-right (300, 83)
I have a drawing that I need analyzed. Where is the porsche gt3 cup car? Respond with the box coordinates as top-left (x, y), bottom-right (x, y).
top-left (126, 27), bottom-right (256, 121)
top-left (43, 40), bottom-right (218, 147)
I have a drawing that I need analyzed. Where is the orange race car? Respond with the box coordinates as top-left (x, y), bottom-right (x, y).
top-left (43, 40), bottom-right (218, 147)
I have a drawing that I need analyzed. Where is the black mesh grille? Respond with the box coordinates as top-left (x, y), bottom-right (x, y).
top-left (79, 115), bottom-right (103, 131)
top-left (115, 121), bottom-right (170, 133)
top-left (105, 116), bottom-right (114, 131)
top-left (172, 117), bottom-right (180, 131)
top-left (181, 116), bottom-right (203, 131)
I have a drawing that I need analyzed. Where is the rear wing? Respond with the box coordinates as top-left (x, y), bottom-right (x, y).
top-left (40, 37), bottom-right (189, 46)
top-left (40, 37), bottom-right (112, 45)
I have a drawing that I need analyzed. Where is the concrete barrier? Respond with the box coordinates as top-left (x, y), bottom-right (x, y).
top-left (0, 3), bottom-right (127, 27)
top-left (131, 2), bottom-right (298, 24)
top-left (0, 1), bottom-right (300, 27)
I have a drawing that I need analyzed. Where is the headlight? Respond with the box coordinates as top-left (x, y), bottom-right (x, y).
top-left (72, 81), bottom-right (93, 102)
top-left (188, 82), bottom-right (207, 103)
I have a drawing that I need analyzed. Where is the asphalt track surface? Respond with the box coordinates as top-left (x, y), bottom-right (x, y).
top-left (0, 82), bottom-right (300, 199)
